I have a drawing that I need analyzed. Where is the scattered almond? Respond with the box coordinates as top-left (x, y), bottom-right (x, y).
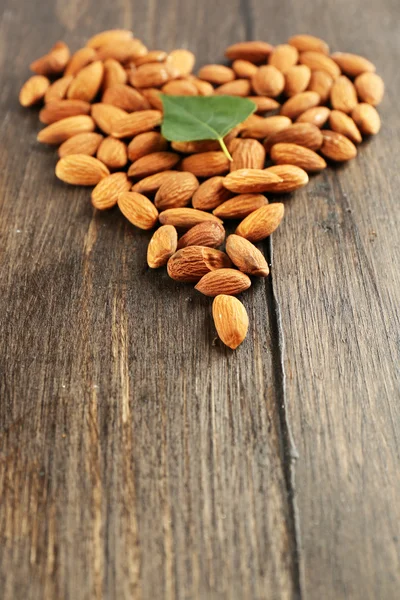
top-left (111, 110), bottom-right (163, 138)
top-left (44, 75), bottom-right (74, 103)
top-left (97, 137), bottom-right (128, 169)
top-left (195, 268), bottom-right (251, 297)
top-left (30, 41), bottom-right (70, 76)
top-left (252, 65), bottom-right (285, 97)
top-left (264, 122), bottom-right (323, 152)
top-left (284, 65), bottom-right (311, 96)
top-left (167, 49), bottom-right (196, 77)
top-left (91, 103), bottom-right (128, 135)
top-left (226, 235), bottom-right (269, 277)
top-left (241, 115), bottom-right (292, 139)
top-left (264, 165), bottom-right (309, 193)
top-left (212, 295), bottom-right (249, 349)
top-left (270, 143), bottom-right (326, 172)
top-left (130, 62), bottom-right (175, 88)
top-left (118, 191), bottom-right (159, 230)
top-left (177, 221), bottom-right (225, 249)
top-left (67, 60), bottom-right (104, 102)
top-left (128, 151), bottom-right (180, 179)
top-left (86, 29), bottom-right (133, 49)
top-left (181, 152), bottom-right (230, 177)
top-left (247, 96), bottom-right (281, 113)
top-left (127, 131), bottom-right (168, 162)
top-left (39, 99), bottom-right (91, 124)
top-left (299, 51), bottom-right (341, 79)
top-left (307, 70), bottom-right (333, 103)
top-left (354, 72), bottom-right (384, 106)
top-left (268, 44), bottom-right (299, 73)
top-left (329, 110), bottom-right (362, 144)
top-left (232, 60), bottom-right (258, 78)
top-left (225, 41), bottom-right (274, 63)
top-left (192, 176), bottom-right (232, 210)
top-left (280, 91), bottom-right (321, 119)
top-left (351, 103), bottom-right (381, 135)
top-left (65, 47), bottom-right (96, 76)
top-left (230, 139), bottom-right (266, 171)
top-left (155, 172), bottom-right (199, 210)
top-left (213, 193), bottom-right (268, 220)
top-left (296, 106), bottom-right (330, 128)
top-left (159, 208), bottom-right (223, 230)
top-left (288, 34), bottom-right (329, 55)
top-left (102, 58), bottom-right (128, 89)
top-left (215, 79), bottom-right (252, 97)
top-left (331, 52), bottom-right (376, 77)
top-left (330, 76), bottom-right (358, 113)
top-left (58, 132), bottom-right (104, 158)
top-left (223, 169), bottom-right (283, 194)
top-left (19, 75), bottom-right (50, 107)
top-left (91, 172), bottom-right (131, 210)
top-left (55, 154), bottom-right (110, 185)
top-left (102, 84), bottom-right (150, 112)
top-left (162, 79), bottom-right (199, 95)
top-left (131, 171), bottom-right (177, 194)
top-left (37, 115), bottom-right (95, 144)
top-left (96, 39), bottom-right (147, 63)
top-left (198, 64), bottom-right (236, 85)
top-left (147, 225), bottom-right (178, 268)
top-left (236, 203), bottom-right (285, 241)
top-left (320, 130), bottom-right (358, 161)
top-left (167, 246), bottom-right (232, 282)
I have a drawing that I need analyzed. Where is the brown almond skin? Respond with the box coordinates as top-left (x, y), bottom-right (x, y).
top-left (307, 70), bottom-right (333, 103)
top-left (226, 235), bottom-right (269, 277)
top-left (331, 52), bottom-right (376, 77)
top-left (246, 96), bottom-right (280, 113)
top-left (171, 139), bottom-right (220, 153)
top-left (268, 44), bottom-right (299, 74)
top-left (167, 49), bottom-right (196, 77)
top-left (167, 247), bottom-right (232, 282)
top-left (65, 47), bottom-right (97, 77)
top-left (225, 41), bottom-right (274, 63)
top-left (129, 63), bottom-right (174, 88)
top-left (354, 72), bottom-right (384, 107)
top-left (147, 225), bottom-right (178, 268)
top-left (177, 222), bottom-right (225, 249)
top-left (235, 203), bottom-right (284, 242)
top-left (118, 191), bottom-right (159, 230)
top-left (91, 103), bottom-right (129, 135)
top-left (19, 75), bottom-right (50, 106)
top-left (58, 132), bottom-right (104, 158)
top-left (223, 169), bottom-right (283, 194)
top-left (128, 152), bottom-right (180, 179)
top-left (190, 78), bottom-right (215, 96)
top-left (159, 208), bottom-right (223, 230)
top-left (181, 152), bottom-right (230, 178)
top-left (264, 165), bottom-right (309, 193)
top-left (44, 75), bottom-right (74, 103)
top-left (192, 177), bottom-right (233, 211)
top-left (264, 122), bottom-right (323, 152)
top-left (97, 137), bottom-right (128, 170)
top-left (91, 172), bottom-right (131, 210)
top-left (213, 194), bottom-right (268, 220)
top-left (270, 143), bottom-right (327, 173)
top-left (230, 139), bottom-right (266, 171)
top-left (162, 79), bottom-right (199, 95)
top-left (252, 65), bottom-right (285, 97)
top-left (96, 39), bottom-right (147, 63)
top-left (102, 84), bottom-right (150, 112)
top-left (232, 60), bottom-right (258, 78)
top-left (288, 34), bottom-right (329, 55)
top-left (330, 76), bottom-right (358, 113)
top-left (141, 88), bottom-right (164, 110)
top-left (351, 103), bottom-right (381, 135)
top-left (131, 171), bottom-right (177, 194)
top-left (134, 50), bottom-right (168, 67)
top-left (195, 269), bottom-right (251, 297)
top-left (198, 64), bottom-right (235, 85)
top-left (128, 132), bottom-right (168, 162)
top-left (39, 99), bottom-right (91, 124)
top-left (37, 115), bottom-right (95, 144)
top-left (102, 58), bottom-right (128, 89)
top-left (215, 79), bottom-right (252, 97)
top-left (280, 91), bottom-right (320, 119)
top-left (284, 65), bottom-right (311, 97)
top-left (55, 154), bottom-right (110, 185)
top-left (155, 172), bottom-right (200, 210)
top-left (212, 295), bottom-right (249, 350)
top-left (111, 110), bottom-right (163, 138)
top-left (329, 110), bottom-right (362, 144)
top-left (86, 29), bottom-right (133, 49)
top-left (241, 115), bottom-right (292, 140)
top-left (296, 106), bottom-right (331, 128)
top-left (320, 130), bottom-right (358, 161)
top-left (30, 41), bottom-right (70, 76)
top-left (67, 60), bottom-right (104, 102)
top-left (299, 52), bottom-right (341, 80)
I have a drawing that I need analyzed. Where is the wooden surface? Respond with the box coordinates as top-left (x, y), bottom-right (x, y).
top-left (0, 0), bottom-right (399, 598)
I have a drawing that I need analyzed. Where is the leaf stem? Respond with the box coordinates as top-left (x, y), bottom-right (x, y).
top-left (218, 137), bottom-right (233, 162)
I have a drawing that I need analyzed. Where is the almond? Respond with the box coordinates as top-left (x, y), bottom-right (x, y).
top-left (212, 295), bottom-right (249, 350)
top-left (55, 154), bottom-right (110, 185)
top-left (280, 91), bottom-right (320, 119)
top-left (270, 143), bottom-right (327, 172)
top-left (128, 151), bottom-right (180, 179)
top-left (195, 269), bottom-right (251, 297)
top-left (288, 34), bottom-right (329, 55)
top-left (171, 139), bottom-right (220, 153)
top-left (155, 172), bottom-right (199, 210)
top-left (111, 110), bottom-right (163, 138)
top-left (97, 137), bottom-right (128, 169)
top-left (235, 203), bottom-right (284, 241)
top-left (192, 176), bottom-right (233, 210)
top-left (331, 52), bottom-right (376, 77)
top-left (213, 193), bottom-right (268, 220)
top-left (284, 65), bottom-right (312, 96)
top-left (246, 96), bottom-right (280, 113)
top-left (268, 44), bottom-right (299, 73)
top-left (30, 41), bottom-right (70, 76)
top-left (128, 132), bottom-right (168, 162)
top-left (129, 63), bottom-right (174, 88)
top-left (296, 106), bottom-right (330, 128)
top-left (167, 49), bottom-right (196, 77)
top-left (241, 115), bottom-right (292, 139)
top-left (225, 41), bottom-right (274, 63)
top-left (181, 152), bottom-right (230, 177)
top-left (162, 79), bottom-right (199, 95)
top-left (329, 110), bottom-right (362, 143)
top-left (102, 84), bottom-right (150, 112)
top-left (351, 103), bottom-right (381, 135)
top-left (37, 115), bottom-right (95, 144)
top-left (102, 58), bottom-right (128, 89)
top-left (215, 79), bottom-right (252, 96)
top-left (65, 47), bottom-right (97, 76)
top-left (232, 60), bottom-right (258, 78)
top-left (159, 208), bottom-right (223, 230)
top-left (19, 75), bottom-right (50, 107)
top-left (167, 246), bottom-right (232, 282)
top-left (307, 70), bottom-right (333, 103)
top-left (226, 234), bottom-right (269, 277)
top-left (354, 72), bottom-right (384, 106)
top-left (39, 99), bottom-right (91, 124)
top-left (96, 39), bottom-right (147, 63)
top-left (177, 222), bottom-right (225, 249)
top-left (86, 29), bottom-right (133, 49)
top-left (131, 171), bottom-right (177, 194)
top-left (299, 51), bottom-right (341, 79)
top-left (198, 64), bottom-right (235, 85)
top-left (265, 165), bottom-right (309, 193)
top-left (118, 191), bottom-right (159, 230)
top-left (252, 65), bottom-right (285, 97)
top-left (67, 61), bottom-right (104, 102)
top-left (223, 169), bottom-right (283, 193)
top-left (330, 76), bottom-right (358, 113)
top-left (190, 78), bottom-right (214, 96)
top-left (91, 103), bottom-right (128, 134)
top-left (133, 50), bottom-right (167, 66)
top-left (264, 122), bottom-right (323, 152)
top-left (91, 172), bottom-right (131, 210)
top-left (230, 139), bottom-right (266, 171)
top-left (58, 132), bottom-right (104, 158)
top-left (147, 225), bottom-right (178, 268)
top-left (44, 75), bottom-right (74, 103)
top-left (320, 130), bottom-right (357, 161)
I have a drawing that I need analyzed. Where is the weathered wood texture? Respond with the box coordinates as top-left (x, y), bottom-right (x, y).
top-left (0, 0), bottom-right (399, 599)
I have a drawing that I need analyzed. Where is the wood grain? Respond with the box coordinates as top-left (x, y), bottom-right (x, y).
top-left (0, 0), bottom-right (399, 599)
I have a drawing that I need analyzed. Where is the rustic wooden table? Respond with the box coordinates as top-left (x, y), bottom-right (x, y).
top-left (1, 0), bottom-right (400, 598)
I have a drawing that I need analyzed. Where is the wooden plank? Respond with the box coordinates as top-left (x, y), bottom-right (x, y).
top-left (0, 1), bottom-right (299, 599)
top-left (249, 1), bottom-right (400, 598)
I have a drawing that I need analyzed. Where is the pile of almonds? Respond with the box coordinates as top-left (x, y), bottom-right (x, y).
top-left (19, 31), bottom-right (384, 349)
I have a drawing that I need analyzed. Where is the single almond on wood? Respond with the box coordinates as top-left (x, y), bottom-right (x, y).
top-left (354, 72), bottom-right (384, 107)
top-left (288, 34), bottom-right (329, 55)
top-left (284, 65), bottom-right (311, 96)
top-left (159, 208), bottom-right (223, 230)
top-left (44, 75), bottom-right (74, 103)
top-left (213, 193), bottom-right (268, 220)
top-left (58, 132), bottom-right (104, 158)
top-left (265, 165), bottom-right (309, 193)
top-left (235, 203), bottom-right (284, 241)
top-left (37, 115), bottom-right (95, 144)
top-left (226, 234), bottom-right (269, 277)
top-left (102, 58), bottom-right (128, 89)
top-left (351, 103), bottom-right (381, 135)
top-left (198, 64), bottom-right (235, 85)
top-left (118, 191), bottom-right (159, 230)
top-left (147, 225), bottom-right (178, 268)
top-left (67, 61), bottom-right (104, 102)
top-left (230, 139), bottom-right (266, 171)
top-left (128, 132), bottom-right (168, 162)
top-left (280, 91), bottom-right (320, 119)
top-left (232, 60), bottom-right (258, 78)
top-left (320, 130), bottom-right (358, 161)
top-left (212, 295), bottom-right (249, 350)
top-left (252, 65), bottom-right (285, 97)
top-left (65, 47), bottom-right (97, 76)
top-left (307, 70), bottom-right (333, 103)
top-left (299, 51), bottom-right (341, 79)
top-left (112, 110), bottom-right (163, 138)
top-left (131, 171), bottom-right (177, 194)
top-left (296, 106), bottom-right (330, 128)
top-left (91, 172), bottom-right (131, 210)
top-left (264, 122), bottom-right (323, 152)
top-left (268, 44), bottom-right (299, 73)
top-left (39, 99), bottom-right (91, 124)
top-left (195, 269), bottom-right (251, 297)
top-left (270, 143), bottom-right (327, 172)
top-left (331, 52), bottom-right (376, 77)
top-left (167, 246), bottom-right (232, 282)
top-left (128, 151), bottom-right (180, 179)
top-left (330, 76), bottom-right (358, 113)
top-left (55, 154), bottom-right (110, 185)
top-left (181, 152), bottom-right (230, 177)
top-left (155, 172), bottom-right (199, 210)
top-left (86, 29), bottom-right (133, 49)
top-left (97, 137), bottom-right (128, 169)
top-left (223, 169), bottom-right (283, 194)
top-left (177, 222), bottom-right (225, 249)
top-left (167, 49), bottom-right (196, 77)
top-left (215, 79), bottom-right (252, 96)
top-left (225, 41), bottom-right (274, 63)
top-left (241, 115), bottom-right (292, 139)
top-left (102, 84), bottom-right (150, 112)
top-left (329, 110), bottom-right (362, 144)
top-left (19, 75), bottom-right (50, 106)
top-left (192, 176), bottom-right (233, 210)
top-left (91, 103), bottom-right (128, 135)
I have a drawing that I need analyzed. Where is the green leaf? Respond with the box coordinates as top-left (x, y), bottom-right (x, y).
top-left (160, 95), bottom-right (257, 160)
